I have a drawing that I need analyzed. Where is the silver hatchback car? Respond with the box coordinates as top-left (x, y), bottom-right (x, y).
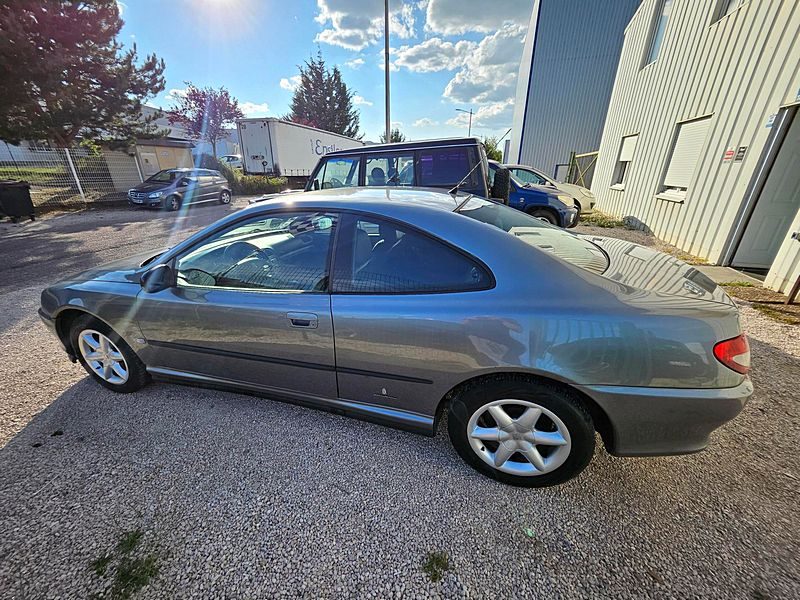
top-left (39, 188), bottom-right (752, 487)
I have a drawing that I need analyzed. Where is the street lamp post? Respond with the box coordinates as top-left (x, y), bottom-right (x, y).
top-left (455, 108), bottom-right (473, 137)
top-left (384, 0), bottom-right (391, 143)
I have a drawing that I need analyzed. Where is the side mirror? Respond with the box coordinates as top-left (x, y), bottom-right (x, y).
top-left (490, 167), bottom-right (511, 205)
top-left (140, 263), bottom-right (173, 293)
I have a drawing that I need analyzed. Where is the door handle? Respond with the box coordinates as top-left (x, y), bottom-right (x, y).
top-left (287, 312), bottom-right (318, 328)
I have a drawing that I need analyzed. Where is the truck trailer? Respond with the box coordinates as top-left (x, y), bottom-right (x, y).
top-left (237, 118), bottom-right (364, 186)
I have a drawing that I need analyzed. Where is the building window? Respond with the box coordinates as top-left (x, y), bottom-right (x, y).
top-left (612, 134), bottom-right (639, 188)
top-left (715, 0), bottom-right (745, 21)
top-left (660, 116), bottom-right (712, 198)
top-left (644, 0), bottom-right (673, 66)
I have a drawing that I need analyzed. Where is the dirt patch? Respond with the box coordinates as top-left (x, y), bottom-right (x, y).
top-left (721, 284), bottom-right (800, 325)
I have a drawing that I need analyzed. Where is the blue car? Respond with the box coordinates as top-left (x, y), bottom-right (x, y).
top-left (488, 161), bottom-right (579, 228)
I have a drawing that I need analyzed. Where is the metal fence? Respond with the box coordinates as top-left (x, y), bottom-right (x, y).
top-left (0, 144), bottom-right (143, 212)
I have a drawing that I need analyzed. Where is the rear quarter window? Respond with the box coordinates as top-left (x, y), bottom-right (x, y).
top-left (418, 146), bottom-right (478, 187)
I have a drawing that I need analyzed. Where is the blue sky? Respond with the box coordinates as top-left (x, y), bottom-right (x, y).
top-left (119, 0), bottom-right (533, 142)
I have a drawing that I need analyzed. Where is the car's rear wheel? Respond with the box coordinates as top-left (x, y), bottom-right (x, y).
top-left (70, 315), bottom-right (149, 393)
top-left (219, 189), bottom-right (231, 205)
top-left (527, 208), bottom-right (559, 226)
top-left (448, 378), bottom-right (595, 487)
top-left (165, 195), bottom-right (181, 211)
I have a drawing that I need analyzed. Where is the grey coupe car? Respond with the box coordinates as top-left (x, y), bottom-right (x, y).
top-left (39, 188), bottom-right (752, 487)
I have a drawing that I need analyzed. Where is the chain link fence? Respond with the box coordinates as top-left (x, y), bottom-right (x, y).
top-left (0, 144), bottom-right (143, 212)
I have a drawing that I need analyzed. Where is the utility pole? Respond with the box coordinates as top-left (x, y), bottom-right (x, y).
top-left (384, 0), bottom-right (391, 143)
top-left (455, 108), bottom-right (473, 136)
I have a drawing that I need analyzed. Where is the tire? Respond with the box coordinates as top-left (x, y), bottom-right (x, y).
top-left (490, 167), bottom-right (511, 205)
top-left (447, 377), bottom-right (595, 487)
top-left (219, 189), bottom-right (232, 205)
top-left (70, 315), bottom-right (149, 393)
top-left (165, 195), bottom-right (181, 211)
top-left (527, 208), bottom-right (559, 226)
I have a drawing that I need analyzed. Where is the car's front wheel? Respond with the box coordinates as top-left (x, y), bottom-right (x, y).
top-left (165, 195), bottom-right (181, 211)
top-left (527, 207), bottom-right (559, 226)
top-left (447, 377), bottom-right (595, 487)
top-left (70, 315), bottom-right (149, 393)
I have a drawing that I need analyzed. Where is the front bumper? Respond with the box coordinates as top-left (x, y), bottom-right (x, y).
top-left (563, 207), bottom-right (580, 228)
top-left (38, 307), bottom-right (56, 335)
top-left (578, 379), bottom-right (753, 456)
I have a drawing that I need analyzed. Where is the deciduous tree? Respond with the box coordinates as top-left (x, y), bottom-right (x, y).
top-left (0, 0), bottom-right (166, 147)
top-left (167, 84), bottom-right (244, 157)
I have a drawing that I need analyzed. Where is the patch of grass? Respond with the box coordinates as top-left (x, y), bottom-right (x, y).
top-left (750, 303), bottom-right (800, 325)
top-left (112, 554), bottom-right (159, 600)
top-left (115, 529), bottom-right (143, 555)
top-left (719, 281), bottom-right (756, 287)
top-left (90, 529), bottom-right (160, 599)
top-left (580, 211), bottom-right (627, 228)
top-left (422, 550), bottom-right (450, 583)
top-left (91, 554), bottom-right (112, 577)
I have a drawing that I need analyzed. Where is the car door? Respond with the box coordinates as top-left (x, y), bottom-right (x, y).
top-left (178, 172), bottom-right (202, 203)
top-left (135, 210), bottom-right (339, 400)
top-left (329, 213), bottom-right (498, 427)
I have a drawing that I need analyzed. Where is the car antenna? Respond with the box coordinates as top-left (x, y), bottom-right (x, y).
top-left (448, 127), bottom-right (513, 197)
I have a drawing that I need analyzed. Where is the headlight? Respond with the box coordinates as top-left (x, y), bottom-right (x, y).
top-left (556, 194), bottom-right (575, 208)
top-left (148, 191), bottom-right (164, 199)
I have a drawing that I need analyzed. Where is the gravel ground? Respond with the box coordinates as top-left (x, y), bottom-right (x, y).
top-left (0, 205), bottom-right (798, 599)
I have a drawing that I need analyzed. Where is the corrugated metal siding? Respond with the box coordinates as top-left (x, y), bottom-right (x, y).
top-left (510, 0), bottom-right (642, 176)
top-left (592, 0), bottom-right (800, 277)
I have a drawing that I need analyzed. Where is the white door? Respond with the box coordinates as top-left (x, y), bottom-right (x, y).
top-left (734, 113), bottom-right (800, 269)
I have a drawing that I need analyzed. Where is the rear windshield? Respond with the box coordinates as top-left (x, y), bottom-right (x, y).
top-left (457, 197), bottom-right (609, 274)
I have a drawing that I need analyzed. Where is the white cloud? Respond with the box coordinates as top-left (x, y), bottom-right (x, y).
top-left (345, 57), bottom-right (365, 69)
top-left (425, 0), bottom-right (530, 35)
top-left (391, 121), bottom-right (404, 129)
top-left (116, 1), bottom-right (127, 16)
top-left (315, 0), bottom-right (416, 50)
top-left (446, 99), bottom-right (515, 129)
top-left (413, 118), bottom-right (439, 128)
top-left (240, 102), bottom-right (270, 117)
top-left (442, 24), bottom-right (526, 104)
top-left (280, 75), bottom-right (301, 91)
top-left (165, 88), bottom-right (188, 102)
top-left (353, 95), bottom-right (373, 106)
top-left (393, 38), bottom-right (476, 73)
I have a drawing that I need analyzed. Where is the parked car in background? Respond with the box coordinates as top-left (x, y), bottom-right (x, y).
top-left (488, 161), bottom-right (578, 228)
top-left (219, 154), bottom-right (243, 170)
top-left (128, 168), bottom-right (231, 211)
top-left (304, 137), bottom-right (509, 201)
top-left (39, 188), bottom-right (752, 488)
top-left (506, 164), bottom-right (596, 214)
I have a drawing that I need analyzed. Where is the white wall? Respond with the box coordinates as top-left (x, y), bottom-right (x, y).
top-left (591, 0), bottom-right (800, 281)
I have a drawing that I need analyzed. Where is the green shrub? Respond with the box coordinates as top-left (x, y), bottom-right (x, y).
top-left (233, 174), bottom-right (287, 195)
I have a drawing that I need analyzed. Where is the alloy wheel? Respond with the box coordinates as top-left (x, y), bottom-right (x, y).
top-left (77, 329), bottom-right (129, 385)
top-left (467, 399), bottom-right (571, 476)
top-left (220, 191), bottom-right (231, 204)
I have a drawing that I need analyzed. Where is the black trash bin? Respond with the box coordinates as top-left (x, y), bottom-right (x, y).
top-left (0, 180), bottom-right (35, 223)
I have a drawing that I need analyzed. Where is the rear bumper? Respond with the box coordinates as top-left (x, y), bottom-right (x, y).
top-left (577, 379), bottom-right (752, 456)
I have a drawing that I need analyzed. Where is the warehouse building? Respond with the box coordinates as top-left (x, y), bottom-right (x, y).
top-left (591, 0), bottom-right (800, 295)
top-left (507, 0), bottom-right (641, 179)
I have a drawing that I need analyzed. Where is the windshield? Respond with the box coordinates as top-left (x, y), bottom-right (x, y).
top-left (147, 170), bottom-right (179, 183)
top-left (457, 198), bottom-right (609, 274)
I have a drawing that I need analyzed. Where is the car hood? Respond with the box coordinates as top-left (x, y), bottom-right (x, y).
top-left (557, 182), bottom-right (592, 199)
top-left (131, 182), bottom-right (171, 193)
top-left (580, 234), bottom-right (735, 306)
top-left (62, 250), bottom-right (166, 285)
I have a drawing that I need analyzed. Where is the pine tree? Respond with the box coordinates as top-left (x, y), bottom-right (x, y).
top-left (287, 52), bottom-right (361, 139)
top-left (380, 128), bottom-right (406, 143)
top-left (0, 0), bottom-right (165, 147)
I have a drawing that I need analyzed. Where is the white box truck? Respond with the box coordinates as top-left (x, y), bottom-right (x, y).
top-left (237, 118), bottom-right (365, 186)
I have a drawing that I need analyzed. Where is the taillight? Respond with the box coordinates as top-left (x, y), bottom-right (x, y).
top-left (713, 334), bottom-right (751, 374)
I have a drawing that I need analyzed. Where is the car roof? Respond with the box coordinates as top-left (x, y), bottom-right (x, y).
top-left (245, 187), bottom-right (469, 215)
top-left (325, 137), bottom-right (482, 157)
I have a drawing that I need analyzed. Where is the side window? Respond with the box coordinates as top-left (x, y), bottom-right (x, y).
top-left (512, 169), bottom-right (546, 186)
top-left (176, 211), bottom-right (337, 292)
top-left (365, 154), bottom-right (415, 186)
top-left (333, 214), bottom-right (492, 294)
top-left (320, 157), bottom-right (360, 189)
top-left (418, 147), bottom-right (478, 187)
